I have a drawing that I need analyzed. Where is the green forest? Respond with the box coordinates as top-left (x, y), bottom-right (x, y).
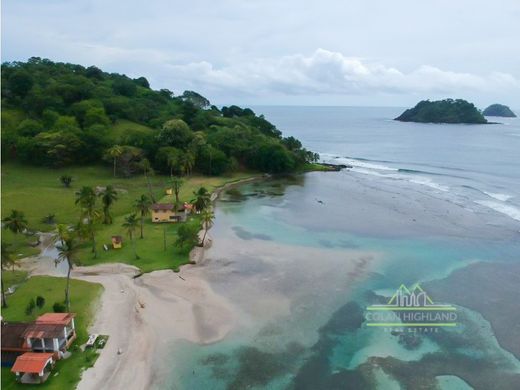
top-left (1, 57), bottom-right (318, 175)
top-left (395, 99), bottom-right (488, 124)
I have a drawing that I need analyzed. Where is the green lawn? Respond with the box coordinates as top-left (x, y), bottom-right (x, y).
top-left (1, 276), bottom-right (103, 389)
top-left (2, 230), bottom-right (40, 259)
top-left (2, 162), bottom-right (257, 271)
top-left (2, 270), bottom-right (28, 290)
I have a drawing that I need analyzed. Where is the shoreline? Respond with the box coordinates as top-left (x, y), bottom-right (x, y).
top-left (12, 174), bottom-right (261, 390)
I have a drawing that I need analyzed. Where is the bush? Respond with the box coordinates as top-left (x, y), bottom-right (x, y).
top-left (36, 295), bottom-right (45, 309)
top-left (25, 298), bottom-right (36, 315)
top-left (53, 301), bottom-right (66, 313)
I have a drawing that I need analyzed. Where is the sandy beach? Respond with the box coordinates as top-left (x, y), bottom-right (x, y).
top-left (72, 261), bottom-right (236, 390)
top-left (20, 231), bottom-right (236, 390)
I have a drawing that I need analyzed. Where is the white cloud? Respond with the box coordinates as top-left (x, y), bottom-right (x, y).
top-left (160, 49), bottom-right (520, 99)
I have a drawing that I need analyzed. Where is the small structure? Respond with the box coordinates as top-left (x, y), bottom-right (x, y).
top-left (165, 188), bottom-right (173, 195)
top-left (11, 352), bottom-right (55, 384)
top-left (86, 334), bottom-right (98, 348)
top-left (183, 202), bottom-right (194, 214)
top-left (151, 203), bottom-right (181, 223)
top-left (1, 322), bottom-right (31, 365)
top-left (111, 235), bottom-right (123, 249)
top-left (23, 313), bottom-right (76, 359)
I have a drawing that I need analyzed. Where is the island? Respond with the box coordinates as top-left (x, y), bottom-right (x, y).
top-left (395, 99), bottom-right (488, 124)
top-left (482, 104), bottom-right (517, 117)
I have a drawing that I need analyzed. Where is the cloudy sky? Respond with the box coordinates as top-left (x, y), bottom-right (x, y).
top-left (2, 0), bottom-right (520, 107)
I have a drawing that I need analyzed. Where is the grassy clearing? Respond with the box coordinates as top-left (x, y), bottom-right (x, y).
top-left (1, 276), bottom-right (103, 390)
top-left (108, 119), bottom-right (154, 143)
top-left (2, 230), bottom-right (40, 259)
top-left (2, 162), bottom-right (257, 271)
top-left (2, 270), bottom-right (28, 289)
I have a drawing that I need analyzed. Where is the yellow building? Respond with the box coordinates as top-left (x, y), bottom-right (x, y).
top-left (111, 235), bottom-right (123, 249)
top-left (151, 203), bottom-right (182, 223)
top-left (165, 188), bottom-right (173, 195)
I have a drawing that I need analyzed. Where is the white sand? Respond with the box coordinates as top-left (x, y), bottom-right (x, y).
top-left (73, 260), bottom-right (235, 390)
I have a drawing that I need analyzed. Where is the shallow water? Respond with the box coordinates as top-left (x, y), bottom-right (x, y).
top-left (162, 107), bottom-right (520, 389)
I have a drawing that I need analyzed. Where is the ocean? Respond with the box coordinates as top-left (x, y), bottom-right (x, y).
top-left (161, 107), bottom-right (520, 389)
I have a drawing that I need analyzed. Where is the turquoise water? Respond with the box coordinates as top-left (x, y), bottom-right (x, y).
top-left (164, 107), bottom-right (520, 389)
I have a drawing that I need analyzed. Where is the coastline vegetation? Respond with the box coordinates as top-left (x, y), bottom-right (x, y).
top-left (2, 57), bottom-right (318, 174)
top-left (482, 103), bottom-right (516, 117)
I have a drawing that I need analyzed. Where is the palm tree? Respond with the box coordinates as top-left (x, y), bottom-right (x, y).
top-left (192, 187), bottom-right (211, 212)
top-left (171, 177), bottom-right (184, 205)
top-left (181, 151), bottom-right (195, 176)
top-left (75, 186), bottom-right (97, 214)
top-left (55, 237), bottom-right (79, 312)
top-left (75, 186), bottom-right (98, 257)
top-left (1, 242), bottom-right (16, 308)
top-left (166, 151), bottom-right (178, 179)
top-left (99, 185), bottom-right (118, 224)
top-left (2, 210), bottom-right (28, 235)
top-left (60, 175), bottom-right (73, 188)
top-left (122, 214), bottom-right (140, 259)
top-left (139, 158), bottom-right (156, 203)
top-left (107, 145), bottom-right (123, 177)
top-left (201, 207), bottom-right (215, 246)
top-left (134, 195), bottom-right (152, 239)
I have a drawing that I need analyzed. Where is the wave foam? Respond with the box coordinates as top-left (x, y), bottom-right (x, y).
top-left (475, 200), bottom-right (520, 222)
top-left (483, 191), bottom-right (514, 202)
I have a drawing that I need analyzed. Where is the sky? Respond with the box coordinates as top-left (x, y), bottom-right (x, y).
top-left (2, 0), bottom-right (520, 107)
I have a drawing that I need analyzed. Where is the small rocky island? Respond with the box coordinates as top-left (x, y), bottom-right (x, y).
top-left (482, 104), bottom-right (517, 117)
top-left (395, 99), bottom-right (488, 124)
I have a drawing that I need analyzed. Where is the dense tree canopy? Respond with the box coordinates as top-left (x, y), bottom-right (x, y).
top-left (395, 99), bottom-right (488, 124)
top-left (482, 104), bottom-right (516, 118)
top-left (1, 57), bottom-right (317, 174)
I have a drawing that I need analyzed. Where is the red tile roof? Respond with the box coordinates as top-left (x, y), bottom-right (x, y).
top-left (151, 203), bottom-right (174, 211)
top-left (35, 313), bottom-right (75, 326)
top-left (11, 352), bottom-right (54, 374)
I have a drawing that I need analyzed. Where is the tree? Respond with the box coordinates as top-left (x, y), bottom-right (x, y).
top-left (60, 175), bottom-right (73, 188)
top-left (192, 187), bottom-right (211, 212)
top-left (55, 237), bottom-right (79, 312)
top-left (180, 90), bottom-right (210, 109)
top-left (1, 242), bottom-right (16, 307)
top-left (180, 151), bottom-right (195, 176)
top-left (201, 208), bottom-right (215, 246)
top-left (156, 119), bottom-right (193, 148)
top-left (75, 186), bottom-right (98, 257)
top-left (134, 195), bottom-right (152, 239)
top-left (8, 70), bottom-right (34, 98)
top-left (139, 158), bottom-right (156, 202)
top-left (156, 147), bottom-right (183, 177)
top-left (2, 210), bottom-right (28, 235)
top-left (171, 177), bottom-right (184, 205)
top-left (122, 214), bottom-right (140, 259)
top-left (99, 185), bottom-right (118, 224)
top-left (41, 214), bottom-right (56, 225)
top-left (36, 296), bottom-right (45, 309)
top-left (106, 145), bottom-right (123, 177)
top-left (175, 222), bottom-right (200, 251)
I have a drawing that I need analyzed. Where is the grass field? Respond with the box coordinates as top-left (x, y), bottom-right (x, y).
top-left (1, 276), bottom-right (103, 390)
top-left (2, 270), bottom-right (28, 290)
top-left (2, 162), bottom-right (257, 271)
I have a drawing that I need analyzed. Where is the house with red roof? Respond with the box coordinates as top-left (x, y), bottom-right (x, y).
top-left (24, 313), bottom-right (77, 358)
top-left (2, 313), bottom-right (77, 384)
top-left (11, 352), bottom-right (55, 384)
